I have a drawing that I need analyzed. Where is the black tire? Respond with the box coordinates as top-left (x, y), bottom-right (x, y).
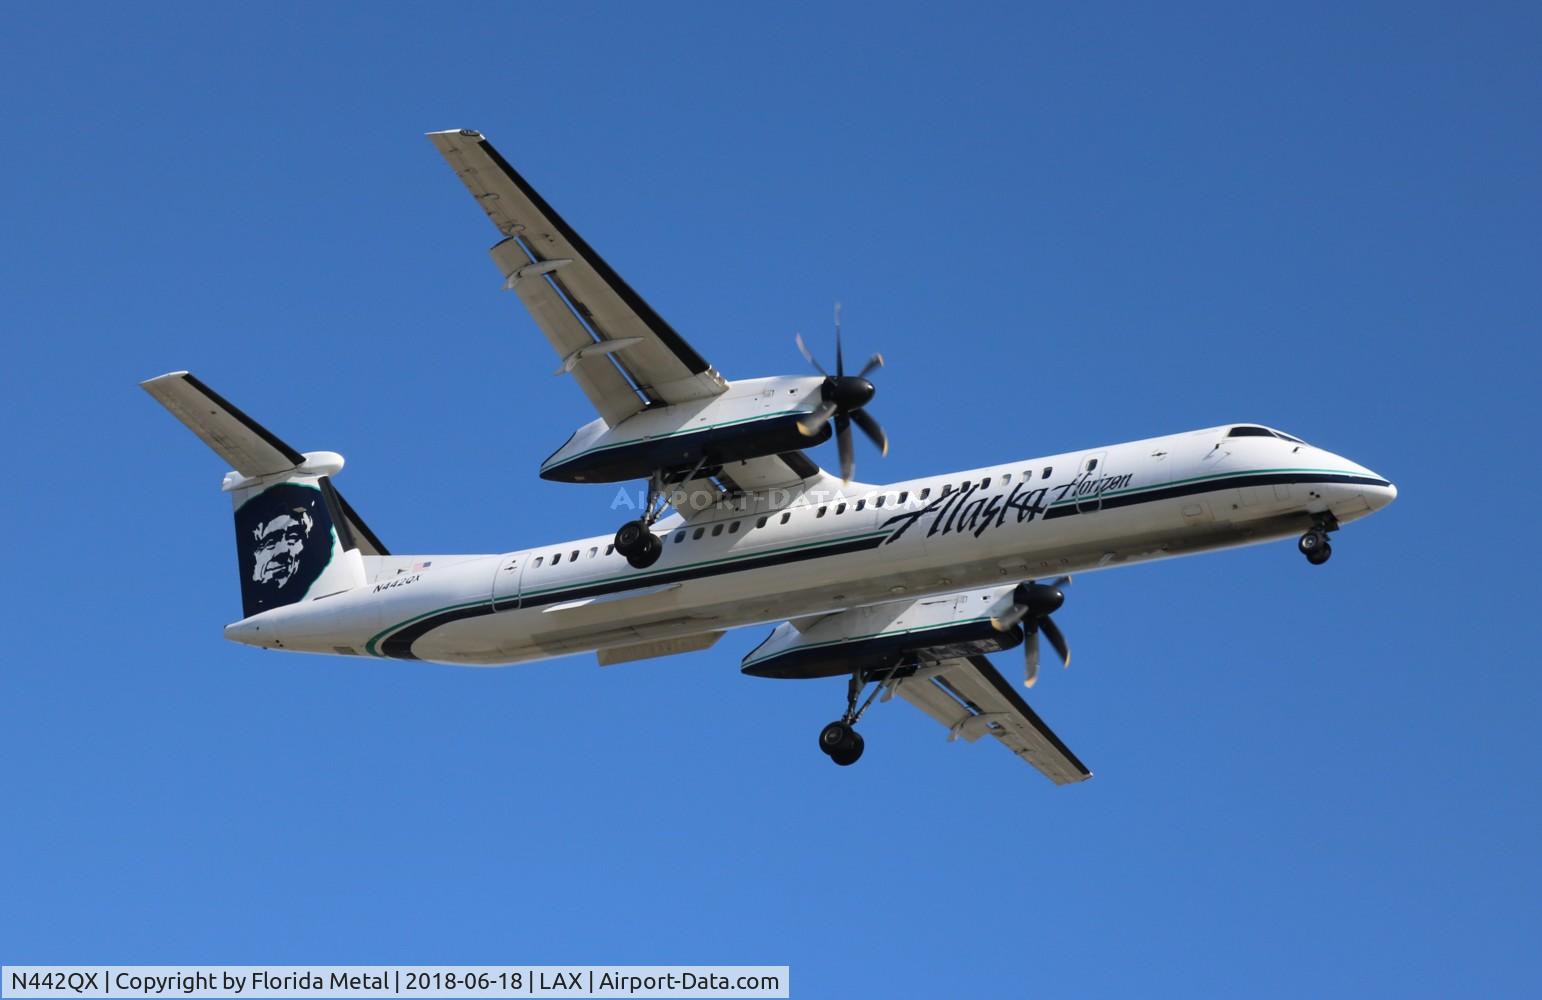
top-left (1299, 530), bottom-right (1325, 554)
top-left (818, 721), bottom-right (850, 756)
top-left (614, 520), bottom-right (648, 556)
top-left (1306, 543), bottom-right (1332, 566)
top-left (624, 532), bottom-right (662, 569)
top-left (830, 730), bottom-right (865, 766)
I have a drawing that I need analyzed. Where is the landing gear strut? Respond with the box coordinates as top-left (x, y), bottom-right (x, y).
top-left (614, 470), bottom-right (672, 569)
top-left (1298, 515), bottom-right (1338, 566)
top-left (616, 459), bottom-right (715, 570)
top-left (817, 662), bottom-right (903, 767)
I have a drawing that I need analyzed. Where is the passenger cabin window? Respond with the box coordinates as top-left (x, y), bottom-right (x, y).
top-left (855, 499), bottom-right (866, 511)
top-left (605, 544), bottom-right (614, 556)
top-left (780, 512), bottom-right (791, 524)
top-left (1227, 425), bottom-right (1275, 438)
top-left (729, 521), bottom-right (740, 533)
top-left (918, 487), bottom-right (930, 500)
top-left (1085, 459), bottom-right (1098, 472)
top-left (836, 503), bottom-right (846, 515)
top-left (533, 556), bottom-right (544, 568)
top-left (588, 547), bottom-right (597, 558)
top-left (712, 524), bottom-right (724, 537)
top-left (1042, 467), bottom-right (1052, 479)
top-left (571, 550), bottom-right (579, 561)
top-left (675, 531), bottom-right (687, 543)
top-left (817, 506), bottom-right (827, 518)
top-left (981, 477), bottom-right (991, 488)
top-left (693, 527), bottom-right (705, 540)
top-left (756, 515), bottom-right (768, 528)
top-left (552, 552), bottom-right (561, 565)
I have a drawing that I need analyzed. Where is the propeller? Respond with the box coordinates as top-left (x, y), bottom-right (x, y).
top-left (794, 303), bottom-right (887, 482)
top-left (991, 577), bottom-right (1072, 688)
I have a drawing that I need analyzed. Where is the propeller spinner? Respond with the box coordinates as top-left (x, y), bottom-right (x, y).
top-left (795, 303), bottom-right (887, 482)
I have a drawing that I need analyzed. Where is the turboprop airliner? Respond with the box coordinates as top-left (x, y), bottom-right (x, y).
top-left (142, 129), bottom-right (1396, 783)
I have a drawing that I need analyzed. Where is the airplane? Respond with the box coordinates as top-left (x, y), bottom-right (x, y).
top-left (141, 128), bottom-right (1397, 784)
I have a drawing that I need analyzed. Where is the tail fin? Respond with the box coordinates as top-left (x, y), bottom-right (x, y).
top-left (141, 372), bottom-right (387, 618)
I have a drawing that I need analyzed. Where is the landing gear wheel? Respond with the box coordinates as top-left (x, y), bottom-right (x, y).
top-left (830, 730), bottom-right (864, 767)
top-left (626, 533), bottom-right (661, 569)
top-left (615, 520), bottom-right (662, 569)
top-left (818, 720), bottom-right (852, 756)
top-left (1299, 529), bottom-right (1331, 565)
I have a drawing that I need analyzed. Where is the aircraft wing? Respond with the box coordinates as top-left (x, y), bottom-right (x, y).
top-left (895, 655), bottom-right (1092, 785)
top-left (427, 129), bottom-right (729, 426)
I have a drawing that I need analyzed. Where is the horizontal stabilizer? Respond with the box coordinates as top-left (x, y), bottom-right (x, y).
top-left (142, 372), bottom-right (391, 604)
top-left (141, 371), bottom-right (304, 478)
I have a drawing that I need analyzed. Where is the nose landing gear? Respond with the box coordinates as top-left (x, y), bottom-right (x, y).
top-left (1298, 515), bottom-right (1338, 565)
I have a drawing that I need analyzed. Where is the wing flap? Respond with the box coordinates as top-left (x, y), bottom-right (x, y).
top-left (896, 655), bottom-right (1092, 785)
top-left (494, 240), bottom-right (644, 426)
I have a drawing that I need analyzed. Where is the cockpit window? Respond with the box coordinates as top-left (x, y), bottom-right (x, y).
top-left (1228, 424), bottom-right (1309, 444)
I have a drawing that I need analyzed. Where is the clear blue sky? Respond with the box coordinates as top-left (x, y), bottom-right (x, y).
top-left (2, 4), bottom-right (1538, 997)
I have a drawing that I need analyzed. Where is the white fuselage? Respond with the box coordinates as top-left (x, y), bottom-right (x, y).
top-left (223, 424), bottom-right (1395, 666)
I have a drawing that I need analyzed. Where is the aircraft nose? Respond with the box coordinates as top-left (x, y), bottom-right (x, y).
top-left (1365, 478), bottom-right (1398, 512)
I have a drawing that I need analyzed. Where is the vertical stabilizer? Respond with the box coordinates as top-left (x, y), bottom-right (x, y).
top-left (142, 372), bottom-right (385, 619)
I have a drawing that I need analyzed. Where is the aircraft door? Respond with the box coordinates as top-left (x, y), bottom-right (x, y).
top-left (492, 551), bottom-right (527, 611)
top-left (1074, 451), bottom-right (1108, 514)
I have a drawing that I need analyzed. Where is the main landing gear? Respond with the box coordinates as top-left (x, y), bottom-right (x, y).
top-left (615, 459), bottom-right (716, 570)
top-left (614, 470), bottom-right (671, 569)
top-left (1298, 515), bottom-right (1339, 566)
top-left (817, 663), bottom-right (903, 767)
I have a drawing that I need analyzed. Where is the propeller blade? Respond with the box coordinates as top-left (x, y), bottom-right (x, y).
top-left (795, 333), bottom-right (828, 377)
top-left (1051, 575), bottom-right (1072, 589)
top-left (797, 399), bottom-right (838, 436)
top-left (834, 303), bottom-right (845, 377)
top-left (992, 603), bottom-right (1028, 632)
top-left (1024, 626), bottom-right (1040, 688)
top-left (1041, 616), bottom-right (1071, 669)
top-left (835, 413), bottom-right (854, 482)
top-left (857, 353), bottom-right (884, 379)
top-left (850, 408), bottom-right (889, 456)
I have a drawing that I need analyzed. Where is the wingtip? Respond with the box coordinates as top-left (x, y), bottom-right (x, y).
top-left (139, 370), bottom-right (190, 389)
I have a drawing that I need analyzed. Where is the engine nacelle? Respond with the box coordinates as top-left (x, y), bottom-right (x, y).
top-left (742, 586), bottom-right (1024, 679)
top-left (541, 375), bottom-right (828, 483)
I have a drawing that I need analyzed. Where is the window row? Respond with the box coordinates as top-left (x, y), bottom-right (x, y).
top-left (526, 470), bottom-right (1055, 568)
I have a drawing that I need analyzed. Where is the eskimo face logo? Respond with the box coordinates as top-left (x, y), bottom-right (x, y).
top-left (252, 509), bottom-right (313, 589)
top-left (235, 482), bottom-right (335, 616)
